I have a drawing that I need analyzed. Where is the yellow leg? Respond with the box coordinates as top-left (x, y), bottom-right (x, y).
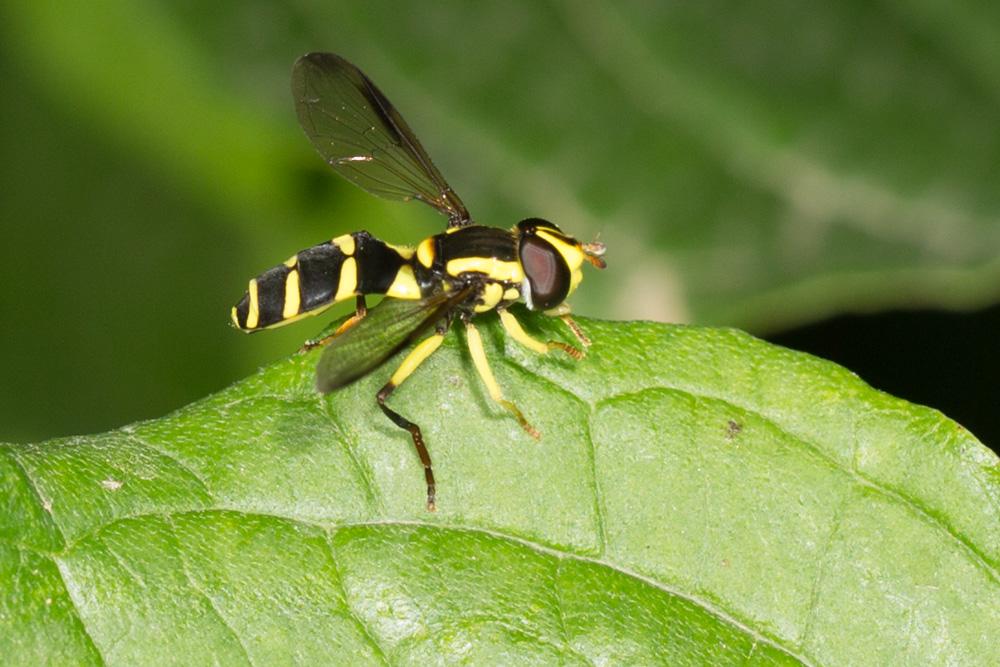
top-left (387, 333), bottom-right (445, 387)
top-left (498, 309), bottom-right (583, 359)
top-left (377, 332), bottom-right (446, 511)
top-left (299, 296), bottom-right (368, 353)
top-left (465, 320), bottom-right (540, 439)
top-left (332, 297), bottom-right (368, 335)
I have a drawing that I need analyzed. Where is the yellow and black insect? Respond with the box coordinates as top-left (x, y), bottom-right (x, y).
top-left (232, 53), bottom-right (606, 510)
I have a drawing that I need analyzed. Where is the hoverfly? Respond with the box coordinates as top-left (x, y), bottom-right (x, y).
top-left (232, 53), bottom-right (606, 510)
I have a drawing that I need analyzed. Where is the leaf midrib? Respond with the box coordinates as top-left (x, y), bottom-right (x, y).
top-left (31, 508), bottom-right (813, 666)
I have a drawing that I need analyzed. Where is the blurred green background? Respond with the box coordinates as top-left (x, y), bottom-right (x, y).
top-left (3, 2), bottom-right (1000, 445)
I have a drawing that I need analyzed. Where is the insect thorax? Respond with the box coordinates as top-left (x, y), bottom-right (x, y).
top-left (419, 226), bottom-right (524, 314)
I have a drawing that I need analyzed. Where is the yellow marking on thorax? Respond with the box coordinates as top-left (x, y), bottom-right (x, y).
top-left (416, 237), bottom-right (435, 268)
top-left (245, 279), bottom-right (260, 329)
top-left (283, 269), bottom-right (301, 319)
top-left (283, 256), bottom-right (297, 268)
top-left (332, 233), bottom-right (355, 256)
top-left (230, 306), bottom-right (240, 328)
top-left (386, 264), bottom-right (422, 299)
top-left (446, 257), bottom-right (524, 283)
top-left (335, 257), bottom-right (358, 302)
top-left (474, 282), bottom-right (504, 313)
top-left (503, 287), bottom-right (520, 301)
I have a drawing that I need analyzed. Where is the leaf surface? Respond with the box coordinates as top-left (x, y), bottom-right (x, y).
top-left (2, 314), bottom-right (998, 665)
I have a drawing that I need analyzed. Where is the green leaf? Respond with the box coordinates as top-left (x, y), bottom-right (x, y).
top-left (2, 314), bottom-right (998, 664)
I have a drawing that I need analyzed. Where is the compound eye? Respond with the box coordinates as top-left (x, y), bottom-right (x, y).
top-left (520, 235), bottom-right (570, 310)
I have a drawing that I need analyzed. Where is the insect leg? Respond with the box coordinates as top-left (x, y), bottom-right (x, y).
top-left (333, 295), bottom-right (369, 335)
top-left (376, 330), bottom-right (445, 511)
top-left (498, 309), bottom-right (583, 360)
top-left (299, 296), bottom-right (369, 352)
top-left (559, 314), bottom-right (591, 348)
top-left (543, 303), bottom-right (592, 348)
top-left (464, 319), bottom-right (540, 439)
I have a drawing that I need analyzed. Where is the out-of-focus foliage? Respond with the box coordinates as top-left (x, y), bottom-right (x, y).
top-left (3, 2), bottom-right (1000, 440)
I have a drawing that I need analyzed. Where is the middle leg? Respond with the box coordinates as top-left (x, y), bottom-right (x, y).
top-left (465, 318), bottom-right (540, 439)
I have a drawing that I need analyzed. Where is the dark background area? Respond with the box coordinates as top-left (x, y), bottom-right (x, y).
top-left (771, 306), bottom-right (1000, 455)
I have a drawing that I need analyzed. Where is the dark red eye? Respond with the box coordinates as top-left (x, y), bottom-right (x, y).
top-left (519, 235), bottom-right (569, 310)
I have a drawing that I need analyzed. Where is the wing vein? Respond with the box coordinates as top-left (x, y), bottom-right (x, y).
top-left (293, 52), bottom-right (470, 224)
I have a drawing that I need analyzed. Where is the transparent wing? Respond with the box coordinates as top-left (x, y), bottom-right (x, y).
top-left (293, 52), bottom-right (471, 227)
top-left (316, 288), bottom-right (471, 393)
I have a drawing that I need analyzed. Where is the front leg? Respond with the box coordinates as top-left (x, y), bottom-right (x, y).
top-left (498, 308), bottom-right (583, 360)
top-left (542, 302), bottom-right (591, 348)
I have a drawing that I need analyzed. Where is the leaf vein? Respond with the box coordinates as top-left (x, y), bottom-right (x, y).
top-left (2, 447), bottom-right (63, 543)
top-left (550, 558), bottom-right (595, 666)
top-left (319, 399), bottom-right (383, 515)
top-left (65, 508), bottom-right (812, 665)
top-left (593, 386), bottom-right (1000, 585)
top-left (500, 357), bottom-right (607, 556)
top-left (323, 529), bottom-right (393, 666)
top-left (799, 490), bottom-right (853, 646)
top-left (4, 450), bottom-right (112, 665)
top-left (123, 433), bottom-right (213, 497)
top-left (165, 516), bottom-right (255, 667)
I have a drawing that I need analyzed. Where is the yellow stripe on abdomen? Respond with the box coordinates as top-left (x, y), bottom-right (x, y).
top-left (335, 257), bottom-right (358, 302)
top-left (332, 233), bottom-right (356, 256)
top-left (245, 278), bottom-right (260, 329)
top-left (385, 264), bottom-right (422, 299)
top-left (283, 269), bottom-right (301, 319)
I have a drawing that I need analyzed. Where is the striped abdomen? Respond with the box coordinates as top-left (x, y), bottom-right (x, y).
top-left (232, 231), bottom-right (424, 332)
